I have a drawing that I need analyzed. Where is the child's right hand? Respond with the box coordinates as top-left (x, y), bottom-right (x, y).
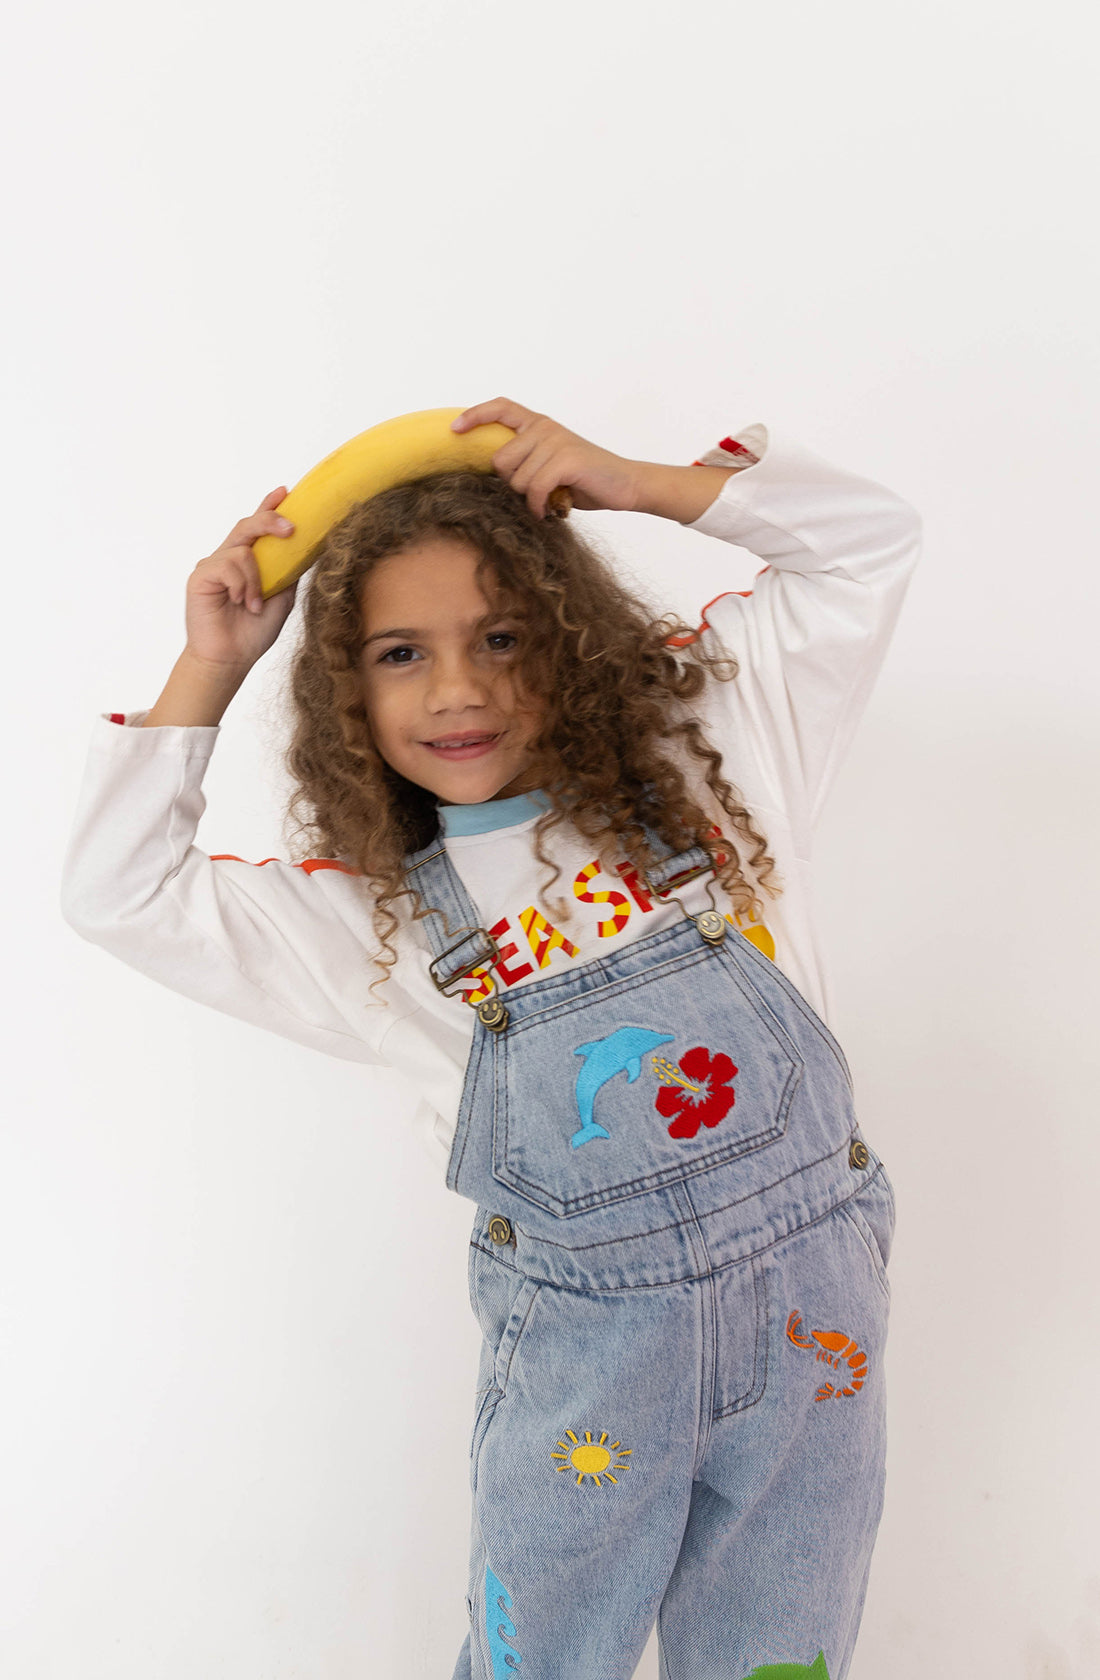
top-left (185, 488), bottom-right (300, 670)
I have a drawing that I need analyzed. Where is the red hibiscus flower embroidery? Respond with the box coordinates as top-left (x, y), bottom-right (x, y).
top-left (652, 1047), bottom-right (738, 1139)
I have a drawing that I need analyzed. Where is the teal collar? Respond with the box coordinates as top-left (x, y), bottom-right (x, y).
top-left (437, 789), bottom-right (552, 837)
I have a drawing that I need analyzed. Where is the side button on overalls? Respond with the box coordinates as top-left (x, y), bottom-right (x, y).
top-left (404, 830), bottom-right (896, 1680)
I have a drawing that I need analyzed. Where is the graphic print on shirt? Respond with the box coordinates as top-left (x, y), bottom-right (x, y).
top-left (571, 1027), bottom-right (675, 1147)
top-left (460, 840), bottom-right (775, 1006)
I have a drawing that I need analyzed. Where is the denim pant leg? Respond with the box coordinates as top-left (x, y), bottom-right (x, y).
top-left (655, 1172), bottom-right (895, 1680)
top-left (452, 1248), bottom-right (714, 1680)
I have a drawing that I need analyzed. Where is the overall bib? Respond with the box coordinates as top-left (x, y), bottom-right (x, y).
top-left (404, 830), bottom-right (896, 1680)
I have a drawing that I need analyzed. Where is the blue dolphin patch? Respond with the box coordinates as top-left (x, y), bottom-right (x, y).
top-left (571, 1026), bottom-right (675, 1147)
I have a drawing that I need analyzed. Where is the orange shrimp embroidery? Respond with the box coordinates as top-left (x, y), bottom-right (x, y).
top-left (786, 1311), bottom-right (869, 1401)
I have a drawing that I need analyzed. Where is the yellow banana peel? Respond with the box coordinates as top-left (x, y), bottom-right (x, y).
top-left (251, 407), bottom-right (566, 598)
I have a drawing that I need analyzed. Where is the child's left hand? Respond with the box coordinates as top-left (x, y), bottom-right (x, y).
top-left (451, 398), bottom-right (645, 520)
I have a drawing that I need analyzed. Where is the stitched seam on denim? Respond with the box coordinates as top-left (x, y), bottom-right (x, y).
top-left (695, 1270), bottom-right (716, 1475)
top-left (470, 1386), bottom-right (503, 1501)
top-left (674, 1177), bottom-right (711, 1274)
top-left (493, 916), bottom-right (805, 1053)
top-left (504, 945), bottom-right (719, 1029)
top-left (496, 962), bottom-right (778, 1212)
top-left (482, 1152), bottom-right (882, 1269)
top-left (469, 1239), bottom-right (482, 1328)
top-left (688, 1143), bottom-right (879, 1237)
top-left (502, 935), bottom-right (803, 1037)
top-left (730, 919), bottom-right (854, 1091)
top-left (495, 1114), bottom-right (792, 1214)
top-left (496, 1282), bottom-right (540, 1390)
top-left (496, 1136), bottom-right (859, 1256)
top-left (493, 957), bottom-right (804, 1213)
top-left (498, 946), bottom-right (803, 1071)
top-left (470, 1237), bottom-right (520, 1278)
top-left (469, 1159), bottom-right (886, 1293)
top-left (714, 1256), bottom-right (769, 1417)
top-left (839, 1202), bottom-right (891, 1303)
top-left (849, 1175), bottom-right (894, 1250)
top-left (477, 918), bottom-right (718, 1023)
top-left (446, 1027), bottom-right (485, 1190)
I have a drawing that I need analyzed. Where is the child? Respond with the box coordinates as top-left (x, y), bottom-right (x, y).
top-left (60, 396), bottom-right (921, 1680)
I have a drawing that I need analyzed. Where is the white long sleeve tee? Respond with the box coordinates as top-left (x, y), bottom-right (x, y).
top-left (60, 423), bottom-right (922, 1173)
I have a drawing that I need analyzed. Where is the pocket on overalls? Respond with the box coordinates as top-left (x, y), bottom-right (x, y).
top-left (491, 942), bottom-right (803, 1217)
top-left (467, 1243), bottom-right (542, 1493)
top-left (469, 1242), bottom-right (543, 1384)
top-left (839, 1167), bottom-right (896, 1300)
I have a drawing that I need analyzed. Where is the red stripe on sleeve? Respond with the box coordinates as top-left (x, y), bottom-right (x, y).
top-left (209, 853), bottom-right (360, 877)
top-left (664, 589), bottom-right (755, 648)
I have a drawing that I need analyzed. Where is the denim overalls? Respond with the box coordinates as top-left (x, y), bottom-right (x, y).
top-left (403, 827), bottom-right (896, 1680)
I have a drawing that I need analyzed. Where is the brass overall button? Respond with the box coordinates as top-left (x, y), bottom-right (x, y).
top-left (694, 909), bottom-right (727, 944)
top-left (477, 997), bottom-right (509, 1032)
top-left (488, 1216), bottom-right (513, 1246)
top-left (849, 1139), bottom-right (870, 1170)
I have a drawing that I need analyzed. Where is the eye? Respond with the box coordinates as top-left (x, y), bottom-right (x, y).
top-left (378, 644), bottom-right (420, 665)
top-left (486, 631), bottom-right (518, 652)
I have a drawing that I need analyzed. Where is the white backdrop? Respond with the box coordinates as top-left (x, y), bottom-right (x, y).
top-left (5, 1), bottom-right (1099, 1675)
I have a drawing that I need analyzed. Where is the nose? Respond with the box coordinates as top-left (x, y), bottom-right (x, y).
top-left (425, 653), bottom-right (491, 714)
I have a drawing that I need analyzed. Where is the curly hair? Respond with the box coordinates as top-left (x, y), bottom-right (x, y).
top-left (281, 468), bottom-right (782, 996)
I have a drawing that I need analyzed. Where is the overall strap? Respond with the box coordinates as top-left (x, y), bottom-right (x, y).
top-left (403, 821), bottom-right (720, 1000)
top-left (641, 842), bottom-right (718, 898)
top-left (402, 836), bottom-right (495, 996)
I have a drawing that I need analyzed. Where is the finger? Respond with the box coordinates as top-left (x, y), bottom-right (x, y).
top-left (452, 398), bottom-right (537, 434)
top-left (491, 429), bottom-right (545, 479)
top-left (526, 462), bottom-right (571, 521)
top-left (234, 549), bottom-right (266, 612)
top-left (209, 547), bottom-right (258, 607)
top-left (224, 553), bottom-right (254, 607)
top-left (229, 508), bottom-right (296, 547)
top-left (490, 418), bottom-right (558, 480)
top-left (221, 496), bottom-right (291, 549)
top-left (254, 507), bottom-right (295, 537)
top-left (506, 439), bottom-right (557, 496)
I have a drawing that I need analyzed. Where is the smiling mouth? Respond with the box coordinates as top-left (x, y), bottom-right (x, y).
top-left (421, 731), bottom-right (503, 758)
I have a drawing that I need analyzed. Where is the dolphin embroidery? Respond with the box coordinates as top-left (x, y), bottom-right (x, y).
top-left (571, 1026), bottom-right (675, 1148)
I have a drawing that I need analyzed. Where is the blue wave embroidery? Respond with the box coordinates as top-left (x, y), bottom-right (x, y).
top-left (485, 1565), bottom-right (522, 1674)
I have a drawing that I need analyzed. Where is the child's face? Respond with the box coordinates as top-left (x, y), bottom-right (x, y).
top-left (357, 535), bottom-right (546, 805)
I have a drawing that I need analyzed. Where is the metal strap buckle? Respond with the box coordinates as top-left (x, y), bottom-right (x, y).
top-left (644, 857), bottom-right (717, 899)
top-left (427, 927), bottom-right (501, 997)
top-left (642, 841), bottom-right (720, 900)
top-left (641, 851), bottom-right (728, 944)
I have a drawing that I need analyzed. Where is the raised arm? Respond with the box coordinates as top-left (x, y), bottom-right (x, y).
top-left (668, 423), bottom-right (922, 845)
top-left (59, 487), bottom-right (397, 1064)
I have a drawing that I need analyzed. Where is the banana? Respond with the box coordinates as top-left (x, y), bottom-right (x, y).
top-left (251, 406), bottom-right (571, 598)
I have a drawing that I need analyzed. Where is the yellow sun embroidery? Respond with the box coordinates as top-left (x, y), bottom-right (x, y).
top-left (551, 1429), bottom-right (633, 1486)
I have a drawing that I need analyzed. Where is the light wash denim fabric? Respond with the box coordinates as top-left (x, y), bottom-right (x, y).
top-left (404, 834), bottom-right (896, 1680)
